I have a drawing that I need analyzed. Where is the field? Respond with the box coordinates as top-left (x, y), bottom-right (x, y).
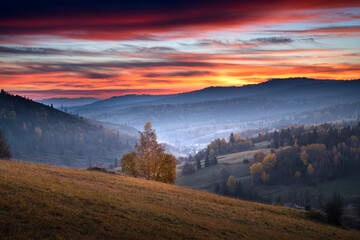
top-left (1, 160), bottom-right (359, 239)
top-left (176, 142), bottom-right (272, 191)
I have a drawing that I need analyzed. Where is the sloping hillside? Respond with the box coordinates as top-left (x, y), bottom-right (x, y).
top-left (0, 160), bottom-right (359, 239)
top-left (0, 91), bottom-right (137, 167)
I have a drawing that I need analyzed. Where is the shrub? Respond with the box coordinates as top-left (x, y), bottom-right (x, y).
top-left (308, 208), bottom-right (326, 223)
top-left (182, 162), bottom-right (196, 174)
top-left (87, 167), bottom-right (114, 174)
top-left (325, 193), bottom-right (343, 225)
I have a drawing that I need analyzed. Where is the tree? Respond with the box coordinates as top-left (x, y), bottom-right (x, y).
top-left (250, 162), bottom-right (264, 182)
top-left (227, 175), bottom-right (236, 193)
top-left (0, 130), bottom-right (11, 159)
top-left (204, 155), bottom-right (210, 167)
top-left (182, 162), bottom-right (196, 174)
top-left (300, 150), bottom-right (308, 166)
top-left (121, 152), bottom-right (137, 177)
top-left (254, 151), bottom-right (265, 162)
top-left (307, 163), bottom-right (314, 175)
top-left (273, 130), bottom-right (279, 149)
top-left (261, 171), bottom-right (269, 184)
top-left (263, 153), bottom-right (277, 169)
top-left (121, 122), bottom-right (177, 184)
top-left (229, 133), bottom-right (235, 144)
top-left (196, 157), bottom-right (201, 170)
top-left (213, 156), bottom-right (218, 165)
top-left (325, 193), bottom-right (343, 225)
top-left (135, 122), bottom-right (164, 179)
top-left (155, 153), bottom-right (177, 183)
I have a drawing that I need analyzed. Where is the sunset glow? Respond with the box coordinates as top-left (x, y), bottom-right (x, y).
top-left (1, 1), bottom-right (360, 99)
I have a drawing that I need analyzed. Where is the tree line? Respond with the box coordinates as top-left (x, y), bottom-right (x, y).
top-left (250, 122), bottom-right (360, 185)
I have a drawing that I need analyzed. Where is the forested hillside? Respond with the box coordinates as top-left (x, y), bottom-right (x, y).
top-left (178, 122), bottom-right (360, 220)
top-left (185, 122), bottom-right (360, 181)
top-left (0, 90), bottom-right (137, 167)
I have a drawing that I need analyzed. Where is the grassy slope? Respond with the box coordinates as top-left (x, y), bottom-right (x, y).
top-left (1, 160), bottom-right (359, 240)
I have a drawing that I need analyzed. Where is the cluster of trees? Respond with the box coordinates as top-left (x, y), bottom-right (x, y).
top-left (0, 90), bottom-right (136, 167)
top-left (250, 122), bottom-right (360, 184)
top-left (0, 130), bottom-right (11, 159)
top-left (182, 134), bottom-right (253, 174)
top-left (214, 175), bottom-right (260, 201)
top-left (250, 153), bottom-right (277, 184)
top-left (210, 133), bottom-right (254, 155)
top-left (121, 122), bottom-right (177, 184)
top-left (272, 129), bottom-right (293, 148)
top-left (215, 175), bottom-right (242, 196)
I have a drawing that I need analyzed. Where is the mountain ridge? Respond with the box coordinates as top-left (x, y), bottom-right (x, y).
top-left (69, 78), bottom-right (360, 115)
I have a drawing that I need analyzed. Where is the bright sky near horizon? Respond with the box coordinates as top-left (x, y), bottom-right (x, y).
top-left (0, 0), bottom-right (360, 99)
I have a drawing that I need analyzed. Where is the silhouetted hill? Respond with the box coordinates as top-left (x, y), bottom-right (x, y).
top-left (262, 80), bottom-right (360, 100)
top-left (70, 94), bottom-right (166, 115)
top-left (38, 97), bottom-right (99, 108)
top-left (70, 78), bottom-right (360, 116)
top-left (0, 91), bottom-right (137, 167)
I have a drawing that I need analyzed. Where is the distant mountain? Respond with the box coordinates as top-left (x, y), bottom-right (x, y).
top-left (68, 78), bottom-right (360, 146)
top-left (69, 94), bottom-right (166, 115)
top-left (70, 78), bottom-right (360, 115)
top-left (0, 91), bottom-right (137, 167)
top-left (38, 97), bottom-right (100, 108)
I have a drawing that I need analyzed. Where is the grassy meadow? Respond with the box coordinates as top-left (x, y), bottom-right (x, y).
top-left (1, 159), bottom-right (359, 239)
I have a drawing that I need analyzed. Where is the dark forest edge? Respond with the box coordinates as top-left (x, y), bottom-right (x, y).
top-left (0, 90), bottom-right (137, 167)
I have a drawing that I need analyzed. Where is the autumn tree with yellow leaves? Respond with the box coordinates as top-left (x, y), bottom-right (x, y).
top-left (250, 152), bottom-right (277, 184)
top-left (121, 122), bottom-right (177, 184)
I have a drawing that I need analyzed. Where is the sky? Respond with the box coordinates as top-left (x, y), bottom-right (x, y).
top-left (0, 0), bottom-right (360, 100)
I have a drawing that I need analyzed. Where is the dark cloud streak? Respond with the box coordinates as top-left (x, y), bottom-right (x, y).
top-left (1, 1), bottom-right (359, 41)
top-left (144, 70), bottom-right (212, 78)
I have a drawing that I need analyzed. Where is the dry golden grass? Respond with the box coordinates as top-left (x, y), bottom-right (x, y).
top-left (1, 160), bottom-right (359, 240)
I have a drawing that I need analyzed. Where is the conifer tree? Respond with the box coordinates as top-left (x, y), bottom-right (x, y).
top-left (213, 156), bottom-right (218, 165)
top-left (204, 155), bottom-right (210, 167)
top-left (196, 157), bottom-right (201, 170)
